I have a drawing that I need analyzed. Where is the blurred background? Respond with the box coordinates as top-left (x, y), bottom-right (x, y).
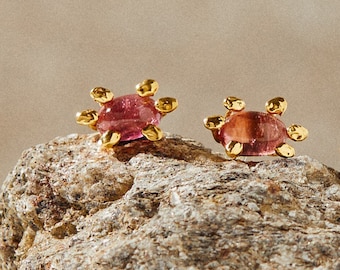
top-left (1, 1), bottom-right (340, 183)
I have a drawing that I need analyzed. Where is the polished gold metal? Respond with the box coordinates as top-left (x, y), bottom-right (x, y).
top-left (224, 96), bottom-right (246, 111)
top-left (155, 97), bottom-right (178, 114)
top-left (225, 141), bottom-right (243, 159)
top-left (265, 97), bottom-right (287, 116)
top-left (136, 79), bottom-right (159, 97)
top-left (142, 124), bottom-right (163, 141)
top-left (100, 130), bottom-right (121, 148)
top-left (287, 124), bottom-right (308, 141)
top-left (90, 87), bottom-right (114, 104)
top-left (203, 115), bottom-right (225, 130)
top-left (76, 109), bottom-right (98, 130)
top-left (275, 143), bottom-right (295, 158)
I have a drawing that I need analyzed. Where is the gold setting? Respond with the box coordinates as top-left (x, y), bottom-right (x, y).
top-left (287, 124), bottom-right (309, 141)
top-left (76, 79), bottom-right (177, 148)
top-left (224, 96), bottom-right (246, 111)
top-left (275, 143), bottom-right (295, 158)
top-left (76, 109), bottom-right (98, 130)
top-left (90, 87), bottom-right (114, 105)
top-left (155, 97), bottom-right (178, 114)
top-left (136, 79), bottom-right (159, 97)
top-left (203, 116), bottom-right (225, 130)
top-left (204, 96), bottom-right (308, 159)
top-left (225, 141), bottom-right (243, 159)
top-left (142, 124), bottom-right (164, 141)
top-left (100, 130), bottom-right (121, 148)
top-left (265, 97), bottom-right (287, 116)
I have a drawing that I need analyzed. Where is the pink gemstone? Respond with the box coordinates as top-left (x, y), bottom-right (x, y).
top-left (216, 111), bottom-right (288, 156)
top-left (96, 94), bottom-right (162, 141)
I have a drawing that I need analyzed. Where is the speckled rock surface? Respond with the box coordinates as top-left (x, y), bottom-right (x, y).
top-left (0, 134), bottom-right (339, 270)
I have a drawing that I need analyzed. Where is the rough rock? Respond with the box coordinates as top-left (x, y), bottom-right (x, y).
top-left (0, 133), bottom-right (339, 270)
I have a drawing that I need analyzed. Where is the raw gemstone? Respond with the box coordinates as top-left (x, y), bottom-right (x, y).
top-left (96, 94), bottom-right (162, 141)
top-left (216, 111), bottom-right (288, 156)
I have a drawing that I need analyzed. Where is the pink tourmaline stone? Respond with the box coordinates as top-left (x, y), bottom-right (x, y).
top-left (96, 94), bottom-right (162, 141)
top-left (216, 111), bottom-right (288, 156)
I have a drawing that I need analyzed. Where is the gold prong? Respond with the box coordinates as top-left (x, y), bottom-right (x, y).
top-left (265, 97), bottom-right (287, 116)
top-left (155, 97), bottom-right (178, 114)
top-left (136, 79), bottom-right (159, 97)
top-left (287, 124), bottom-right (308, 141)
top-left (275, 143), bottom-right (295, 157)
top-left (142, 124), bottom-right (163, 141)
top-left (100, 130), bottom-right (121, 148)
top-left (225, 141), bottom-right (243, 159)
top-left (90, 87), bottom-right (114, 104)
top-left (203, 115), bottom-right (225, 130)
top-left (76, 109), bottom-right (98, 130)
top-left (224, 97), bottom-right (246, 111)
top-left (88, 125), bottom-right (98, 131)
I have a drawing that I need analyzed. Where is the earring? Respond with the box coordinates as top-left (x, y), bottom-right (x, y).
top-left (76, 79), bottom-right (178, 148)
top-left (204, 96), bottom-right (308, 159)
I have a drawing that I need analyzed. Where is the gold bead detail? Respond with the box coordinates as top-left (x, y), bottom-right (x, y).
top-left (142, 124), bottom-right (163, 141)
top-left (275, 143), bottom-right (295, 158)
top-left (225, 141), bottom-right (243, 159)
top-left (155, 97), bottom-right (178, 114)
top-left (90, 87), bottom-right (114, 104)
top-left (136, 79), bottom-right (159, 97)
top-left (100, 131), bottom-right (121, 148)
top-left (203, 115), bottom-right (225, 130)
top-left (224, 97), bottom-right (246, 111)
top-left (287, 124), bottom-right (308, 141)
top-left (76, 109), bottom-right (98, 129)
top-left (266, 97), bottom-right (287, 116)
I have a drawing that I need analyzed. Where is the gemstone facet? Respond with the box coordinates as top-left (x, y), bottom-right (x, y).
top-left (96, 94), bottom-right (162, 142)
top-left (215, 111), bottom-right (288, 156)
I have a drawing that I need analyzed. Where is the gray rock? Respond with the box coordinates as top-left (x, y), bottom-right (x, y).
top-left (0, 134), bottom-right (339, 270)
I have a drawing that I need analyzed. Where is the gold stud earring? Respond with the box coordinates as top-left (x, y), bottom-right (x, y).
top-left (204, 96), bottom-right (308, 159)
top-left (76, 79), bottom-right (178, 148)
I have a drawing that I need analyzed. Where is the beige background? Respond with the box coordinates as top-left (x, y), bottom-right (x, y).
top-left (1, 1), bottom-right (340, 183)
